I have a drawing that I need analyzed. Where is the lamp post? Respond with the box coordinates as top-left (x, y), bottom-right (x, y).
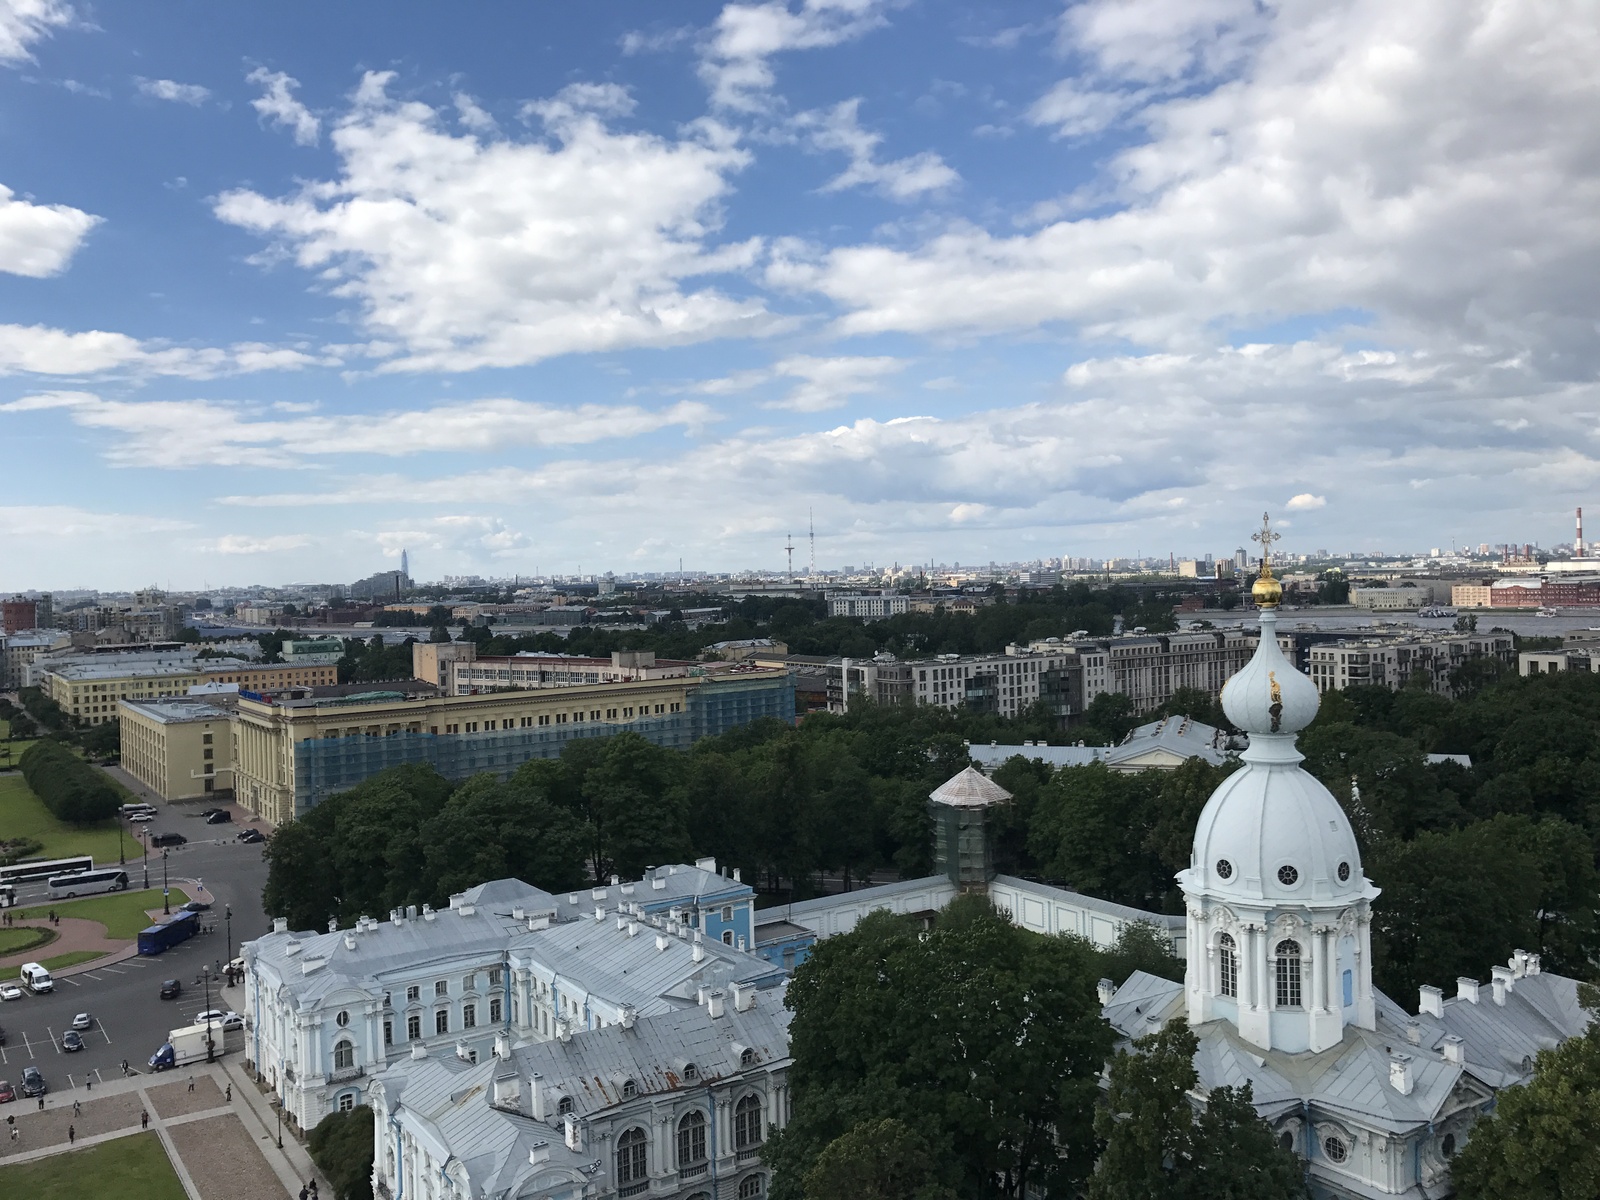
top-left (203, 968), bottom-right (215, 1062)
top-left (118, 815), bottom-right (124, 866)
top-left (225, 904), bottom-right (233, 969)
top-left (161, 848), bottom-right (170, 915)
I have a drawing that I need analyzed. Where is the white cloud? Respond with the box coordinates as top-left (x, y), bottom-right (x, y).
top-left (136, 77), bottom-right (210, 105)
top-left (1027, 83), bottom-right (1144, 139)
top-left (1, 390), bottom-right (715, 468)
top-left (373, 515), bottom-right (531, 560)
top-left (0, 326), bottom-right (329, 378)
top-left (216, 73), bottom-right (778, 372)
top-left (1285, 493), bottom-right (1326, 511)
top-left (699, 0), bottom-right (892, 111)
top-left (0, 504), bottom-right (189, 538)
top-left (452, 92), bottom-right (495, 133)
top-left (209, 533), bottom-right (312, 555)
top-left (246, 68), bottom-right (319, 145)
top-left (776, 0), bottom-right (1600, 388)
top-left (0, 182), bottom-right (97, 277)
top-left (690, 353), bottom-right (905, 411)
top-left (0, 0), bottom-right (71, 64)
top-left (800, 99), bottom-right (958, 200)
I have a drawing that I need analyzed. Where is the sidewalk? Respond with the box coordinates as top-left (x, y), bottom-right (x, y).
top-left (0, 1058), bottom-right (330, 1199)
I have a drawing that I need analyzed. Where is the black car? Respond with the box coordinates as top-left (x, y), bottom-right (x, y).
top-left (20, 1067), bottom-right (45, 1098)
top-left (160, 979), bottom-right (182, 999)
top-left (181, 899), bottom-right (211, 913)
top-left (205, 810), bottom-right (232, 824)
top-left (237, 829), bottom-right (265, 844)
top-left (60, 1030), bottom-right (82, 1052)
top-left (150, 832), bottom-right (187, 848)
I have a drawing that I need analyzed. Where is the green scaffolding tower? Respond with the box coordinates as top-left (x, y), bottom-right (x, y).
top-left (929, 766), bottom-right (1013, 890)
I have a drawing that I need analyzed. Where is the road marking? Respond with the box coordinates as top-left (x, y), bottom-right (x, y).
top-left (60, 977), bottom-right (80, 987)
top-left (45, 1027), bottom-right (59, 1055)
top-left (100, 968), bottom-right (126, 975)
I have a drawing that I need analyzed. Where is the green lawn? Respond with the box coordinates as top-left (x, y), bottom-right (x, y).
top-left (14, 887), bottom-right (189, 941)
top-left (0, 1132), bottom-right (187, 1199)
top-left (0, 925), bottom-right (55, 955)
top-left (40, 949), bottom-right (105, 971)
top-left (0, 773), bottom-right (132, 864)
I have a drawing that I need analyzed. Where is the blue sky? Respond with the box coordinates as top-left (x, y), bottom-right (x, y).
top-left (1, 0), bottom-right (1597, 588)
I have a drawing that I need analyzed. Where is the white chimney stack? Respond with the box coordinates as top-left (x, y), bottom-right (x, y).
top-left (1389, 1053), bottom-right (1414, 1096)
top-left (1418, 985), bottom-right (1443, 1018)
top-left (1491, 965), bottom-right (1514, 1005)
top-left (529, 1142), bottom-right (550, 1167)
top-left (1441, 1035), bottom-right (1465, 1065)
top-left (1457, 977), bottom-right (1480, 1005)
top-left (707, 990), bottom-right (726, 1018)
top-left (1097, 978), bottom-right (1115, 1006)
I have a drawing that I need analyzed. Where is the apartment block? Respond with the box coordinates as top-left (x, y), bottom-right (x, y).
top-left (232, 668), bottom-right (794, 824)
top-left (827, 591), bottom-right (910, 620)
top-left (1307, 631), bottom-right (1514, 694)
top-left (39, 652), bottom-right (337, 725)
top-left (119, 698), bottom-right (235, 801)
top-left (440, 649), bottom-right (692, 696)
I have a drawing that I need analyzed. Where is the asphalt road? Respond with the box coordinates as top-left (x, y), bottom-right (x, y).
top-left (0, 806), bottom-right (270, 1095)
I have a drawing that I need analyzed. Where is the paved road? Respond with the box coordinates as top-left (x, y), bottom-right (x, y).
top-left (0, 828), bottom-right (269, 1094)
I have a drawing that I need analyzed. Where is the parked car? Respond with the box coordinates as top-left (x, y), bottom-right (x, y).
top-left (120, 803), bottom-right (156, 816)
top-left (70, 1013), bottom-right (92, 1031)
top-left (236, 829), bottom-right (265, 844)
top-left (61, 1030), bottom-right (82, 1052)
top-left (159, 979), bottom-right (182, 999)
top-left (20, 1067), bottom-right (45, 1098)
top-left (195, 1009), bottom-right (243, 1032)
top-left (0, 985), bottom-right (23, 1002)
top-left (205, 810), bottom-right (232, 824)
top-left (181, 899), bottom-right (211, 912)
top-left (0, 1080), bottom-right (14, 1103)
top-left (129, 812), bottom-right (155, 823)
top-left (150, 832), bottom-right (187, 848)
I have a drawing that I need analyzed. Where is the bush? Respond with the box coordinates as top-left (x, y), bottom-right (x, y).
top-left (0, 838), bottom-right (44, 866)
top-left (308, 1103), bottom-right (374, 1200)
top-left (19, 741), bottom-right (122, 824)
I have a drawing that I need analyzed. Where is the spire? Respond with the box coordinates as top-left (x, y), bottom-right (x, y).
top-left (1250, 511), bottom-right (1282, 609)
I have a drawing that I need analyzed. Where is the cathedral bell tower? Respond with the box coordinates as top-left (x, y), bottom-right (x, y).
top-left (1176, 514), bottom-right (1380, 1054)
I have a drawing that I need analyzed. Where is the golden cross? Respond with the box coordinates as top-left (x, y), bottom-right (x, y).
top-left (1251, 512), bottom-right (1280, 575)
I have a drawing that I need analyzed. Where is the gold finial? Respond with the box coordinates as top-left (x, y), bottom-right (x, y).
top-left (1250, 512), bottom-right (1283, 608)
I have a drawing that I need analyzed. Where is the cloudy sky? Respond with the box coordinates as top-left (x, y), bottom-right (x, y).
top-left (1, 0), bottom-right (1596, 588)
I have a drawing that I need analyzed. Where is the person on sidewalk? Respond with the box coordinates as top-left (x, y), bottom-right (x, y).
top-left (140, 1110), bottom-right (149, 1130)
top-left (187, 1075), bottom-right (194, 1092)
top-left (225, 1082), bottom-right (232, 1102)
top-left (36, 1096), bottom-right (42, 1111)
top-left (67, 1124), bottom-right (74, 1145)
top-left (299, 1187), bottom-right (308, 1200)
top-left (72, 1099), bottom-right (79, 1116)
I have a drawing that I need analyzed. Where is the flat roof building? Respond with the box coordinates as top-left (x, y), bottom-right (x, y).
top-left (39, 652), bottom-right (337, 725)
top-left (119, 698), bottom-right (235, 802)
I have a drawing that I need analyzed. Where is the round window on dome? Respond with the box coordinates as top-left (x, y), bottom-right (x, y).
top-left (1323, 1135), bottom-right (1348, 1163)
top-left (1215, 859), bottom-right (1234, 880)
top-left (1338, 861), bottom-right (1351, 883)
top-left (1277, 864), bottom-right (1299, 887)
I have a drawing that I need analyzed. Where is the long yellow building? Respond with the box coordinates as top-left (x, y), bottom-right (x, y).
top-left (44, 656), bottom-right (337, 725)
top-left (119, 698), bottom-right (235, 802)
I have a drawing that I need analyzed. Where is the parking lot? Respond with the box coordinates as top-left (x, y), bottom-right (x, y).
top-left (0, 829), bottom-right (269, 1097)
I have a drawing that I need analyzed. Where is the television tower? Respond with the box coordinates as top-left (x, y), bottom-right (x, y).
top-left (809, 509), bottom-right (816, 578)
top-left (784, 532), bottom-right (796, 578)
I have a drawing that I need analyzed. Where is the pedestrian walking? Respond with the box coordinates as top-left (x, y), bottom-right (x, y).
top-left (72, 1099), bottom-right (79, 1116)
top-left (225, 1082), bottom-right (232, 1102)
top-left (67, 1124), bottom-right (74, 1145)
top-left (10, 1125), bottom-right (17, 1141)
top-left (311, 1181), bottom-right (319, 1199)
top-left (140, 1110), bottom-right (149, 1130)
top-left (186, 1075), bottom-right (194, 1092)
top-left (299, 1186), bottom-right (308, 1200)
top-left (36, 1095), bottom-right (43, 1111)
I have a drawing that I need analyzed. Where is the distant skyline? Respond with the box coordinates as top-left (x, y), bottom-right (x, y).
top-left (1, 1), bottom-right (1597, 589)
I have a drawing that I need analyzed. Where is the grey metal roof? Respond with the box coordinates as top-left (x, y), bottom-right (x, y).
top-left (929, 766), bottom-right (1013, 808)
top-left (119, 698), bottom-right (232, 724)
top-left (781, 875), bottom-right (957, 921)
top-left (968, 716), bottom-right (1230, 775)
top-left (553, 861), bottom-right (751, 915)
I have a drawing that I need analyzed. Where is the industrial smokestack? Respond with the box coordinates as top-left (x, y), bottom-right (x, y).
top-left (1578, 508), bottom-right (1585, 558)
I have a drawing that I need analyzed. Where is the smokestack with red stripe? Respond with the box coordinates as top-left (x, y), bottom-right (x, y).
top-left (1579, 507), bottom-right (1585, 558)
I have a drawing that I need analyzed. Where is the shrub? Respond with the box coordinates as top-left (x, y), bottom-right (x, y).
top-left (308, 1103), bottom-right (374, 1200)
top-left (19, 741), bottom-right (121, 824)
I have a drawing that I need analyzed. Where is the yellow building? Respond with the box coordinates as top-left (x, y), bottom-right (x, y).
top-left (119, 698), bottom-right (235, 802)
top-left (231, 668), bottom-right (794, 825)
top-left (42, 657), bottom-right (338, 725)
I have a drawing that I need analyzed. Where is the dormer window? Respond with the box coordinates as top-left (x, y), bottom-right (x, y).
top-left (621, 1079), bottom-right (637, 1099)
top-left (557, 1096), bottom-right (574, 1117)
top-left (683, 1063), bottom-right (697, 1082)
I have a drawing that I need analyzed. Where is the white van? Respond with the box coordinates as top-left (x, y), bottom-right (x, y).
top-left (20, 963), bottom-right (52, 994)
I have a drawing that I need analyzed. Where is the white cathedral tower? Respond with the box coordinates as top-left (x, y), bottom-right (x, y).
top-left (1176, 517), bottom-right (1379, 1054)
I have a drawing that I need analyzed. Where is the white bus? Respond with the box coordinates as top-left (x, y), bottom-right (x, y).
top-left (0, 856), bottom-right (94, 886)
top-left (46, 868), bottom-right (129, 898)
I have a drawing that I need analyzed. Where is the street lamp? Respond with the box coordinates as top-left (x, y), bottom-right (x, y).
top-left (203, 969), bottom-right (214, 1062)
top-left (161, 848), bottom-right (170, 915)
top-left (225, 904), bottom-right (233, 969)
top-left (118, 815), bottom-right (125, 866)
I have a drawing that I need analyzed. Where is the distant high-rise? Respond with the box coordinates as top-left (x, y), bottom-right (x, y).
top-left (401, 548), bottom-right (410, 581)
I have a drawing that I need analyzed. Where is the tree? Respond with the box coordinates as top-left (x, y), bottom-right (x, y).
top-left (308, 1103), bottom-right (374, 1200)
top-left (1090, 1019), bottom-right (1306, 1200)
top-left (768, 897), bottom-right (1113, 1200)
top-left (422, 772), bottom-right (588, 900)
top-left (803, 1118), bottom-right (959, 1200)
top-left (1029, 764), bottom-right (1170, 910)
top-left (1452, 1014), bottom-right (1600, 1200)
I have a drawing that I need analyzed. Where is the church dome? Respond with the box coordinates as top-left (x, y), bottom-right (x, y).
top-left (1220, 609), bottom-right (1320, 736)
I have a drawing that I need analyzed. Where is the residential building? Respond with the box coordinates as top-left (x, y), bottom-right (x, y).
top-left (442, 650), bottom-right (692, 696)
top-left (411, 640), bottom-right (477, 689)
top-left (1451, 584), bottom-right (1493, 608)
top-left (118, 698), bottom-right (235, 801)
top-left (231, 668), bottom-right (794, 823)
top-left (1306, 631), bottom-right (1513, 694)
top-left (826, 591), bottom-right (909, 620)
top-left (1350, 586), bottom-right (1425, 611)
top-left (38, 652), bottom-right (337, 726)
top-left (0, 630), bottom-right (69, 690)
top-left (244, 862), bottom-right (780, 1132)
top-left (1520, 649), bottom-right (1600, 675)
top-left (281, 638), bottom-right (345, 666)
top-left (2, 597), bottom-right (37, 634)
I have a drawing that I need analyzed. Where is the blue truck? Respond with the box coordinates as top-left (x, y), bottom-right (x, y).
top-left (136, 910), bottom-right (198, 956)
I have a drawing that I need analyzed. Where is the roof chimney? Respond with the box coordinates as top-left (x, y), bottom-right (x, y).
top-left (1389, 1053), bottom-right (1414, 1096)
top-left (1418, 985), bottom-right (1443, 1018)
top-left (651, 874), bottom-right (667, 891)
top-left (620, 1004), bottom-right (636, 1030)
top-left (692, 942), bottom-right (705, 963)
top-left (731, 981), bottom-right (756, 1012)
top-left (556, 1018), bottom-right (572, 1044)
top-left (1097, 978), bottom-right (1115, 1006)
top-left (492, 1071), bottom-right (520, 1108)
top-left (274, 917), bottom-right (288, 934)
top-left (1491, 965), bottom-right (1514, 1005)
top-left (410, 1041), bottom-right (428, 1059)
top-left (528, 1142), bottom-right (550, 1167)
top-left (706, 990), bottom-right (725, 1018)
top-left (328, 917), bottom-right (339, 933)
top-left (655, 933), bottom-right (669, 952)
top-left (1441, 1035), bottom-right (1465, 1065)
top-left (564, 1114), bottom-right (584, 1152)
top-left (1457, 977), bottom-right (1480, 1004)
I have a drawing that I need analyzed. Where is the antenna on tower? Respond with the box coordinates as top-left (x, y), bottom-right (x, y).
top-left (784, 532), bottom-right (796, 579)
top-left (809, 509), bottom-right (816, 579)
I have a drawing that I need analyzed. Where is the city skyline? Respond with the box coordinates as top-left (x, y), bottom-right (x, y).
top-left (2, 1), bottom-right (1597, 588)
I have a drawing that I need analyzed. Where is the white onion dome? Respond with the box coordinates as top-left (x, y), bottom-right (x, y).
top-left (1184, 608), bottom-right (1367, 905)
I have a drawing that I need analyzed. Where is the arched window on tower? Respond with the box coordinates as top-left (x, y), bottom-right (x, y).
top-left (1275, 940), bottom-right (1302, 1008)
top-left (1217, 934), bottom-right (1237, 999)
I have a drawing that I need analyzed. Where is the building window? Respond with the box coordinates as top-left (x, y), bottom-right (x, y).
top-left (1322, 1134), bottom-right (1348, 1163)
top-left (1275, 941), bottom-right (1302, 1008)
top-left (334, 1040), bottom-right (355, 1071)
top-left (435, 980), bottom-right (448, 996)
top-left (383, 1020), bottom-right (392, 1046)
top-left (488, 967), bottom-right (501, 987)
top-left (738, 1175), bottom-right (764, 1198)
top-left (677, 1110), bottom-right (708, 1167)
top-left (406, 986), bottom-right (420, 1002)
top-left (617, 1127), bottom-right (648, 1186)
top-left (735, 1095), bottom-right (763, 1149)
top-left (335, 1010), bottom-right (350, 1027)
top-left (558, 1096), bottom-right (574, 1118)
top-left (463, 1004), bottom-right (476, 1029)
top-left (1218, 934), bottom-right (1237, 999)
top-left (620, 1078), bottom-right (637, 1099)
top-left (407, 1014), bottom-right (421, 1040)
top-left (338, 1092), bottom-right (355, 1112)
top-left (722, 930), bottom-right (734, 946)
top-left (489, 997), bottom-right (502, 1023)
top-left (463, 974), bottom-right (475, 992)
top-left (683, 1062), bottom-right (698, 1082)
top-left (435, 1010), bottom-right (449, 1035)
top-left (739, 1048), bottom-right (756, 1067)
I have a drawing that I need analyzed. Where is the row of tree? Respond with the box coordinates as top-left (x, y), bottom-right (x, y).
top-left (18, 740), bottom-right (122, 824)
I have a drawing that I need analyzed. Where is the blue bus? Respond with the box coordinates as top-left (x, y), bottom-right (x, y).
top-left (136, 910), bottom-right (199, 956)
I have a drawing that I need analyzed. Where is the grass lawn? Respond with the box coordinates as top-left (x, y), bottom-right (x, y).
top-left (14, 887), bottom-right (189, 941)
top-left (40, 949), bottom-right (105, 971)
top-left (0, 1132), bottom-right (187, 1199)
top-left (0, 773), bottom-right (131, 864)
top-left (0, 925), bottom-right (56, 955)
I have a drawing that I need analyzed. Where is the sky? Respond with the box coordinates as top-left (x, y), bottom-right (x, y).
top-left (0, 0), bottom-right (1597, 589)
